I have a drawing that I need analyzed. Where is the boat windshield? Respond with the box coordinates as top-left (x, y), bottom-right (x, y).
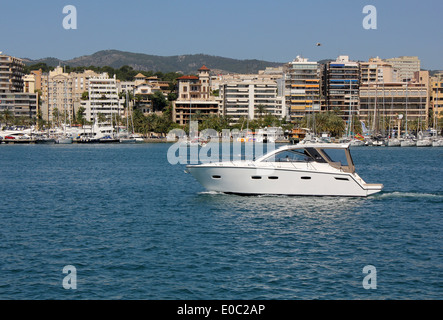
top-left (320, 148), bottom-right (349, 166)
top-left (262, 149), bottom-right (314, 163)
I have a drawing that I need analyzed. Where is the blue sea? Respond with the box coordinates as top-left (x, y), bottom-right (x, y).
top-left (0, 143), bottom-right (442, 300)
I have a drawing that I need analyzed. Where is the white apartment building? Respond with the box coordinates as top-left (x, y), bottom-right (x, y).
top-left (219, 76), bottom-right (285, 124)
top-left (82, 73), bottom-right (124, 123)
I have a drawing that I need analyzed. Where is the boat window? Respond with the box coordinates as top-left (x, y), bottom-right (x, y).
top-left (264, 149), bottom-right (313, 163)
top-left (320, 149), bottom-right (349, 166)
top-left (304, 148), bottom-right (328, 163)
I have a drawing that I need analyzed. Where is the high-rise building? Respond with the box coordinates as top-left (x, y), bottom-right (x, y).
top-left (41, 66), bottom-right (73, 123)
top-left (360, 57), bottom-right (397, 84)
top-left (0, 93), bottom-right (38, 119)
top-left (41, 66), bottom-right (102, 122)
top-left (219, 76), bottom-right (284, 125)
top-left (23, 74), bottom-right (36, 93)
top-left (81, 73), bottom-right (123, 123)
top-left (0, 52), bottom-right (37, 119)
top-left (383, 56), bottom-right (420, 82)
top-left (324, 56), bottom-right (360, 121)
top-left (430, 73), bottom-right (443, 128)
top-left (359, 82), bottom-right (429, 133)
top-left (0, 53), bottom-right (24, 93)
top-left (284, 56), bottom-right (322, 122)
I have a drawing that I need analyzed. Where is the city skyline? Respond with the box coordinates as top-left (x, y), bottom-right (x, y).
top-left (1, 0), bottom-right (442, 70)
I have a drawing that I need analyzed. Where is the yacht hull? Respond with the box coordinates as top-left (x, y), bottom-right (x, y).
top-left (401, 140), bottom-right (416, 147)
top-left (56, 138), bottom-right (73, 144)
top-left (416, 139), bottom-right (432, 147)
top-left (187, 165), bottom-right (382, 197)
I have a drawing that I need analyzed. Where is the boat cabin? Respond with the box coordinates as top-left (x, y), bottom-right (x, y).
top-left (256, 143), bottom-right (356, 173)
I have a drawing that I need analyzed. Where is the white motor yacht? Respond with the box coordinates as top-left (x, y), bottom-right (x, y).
top-left (186, 143), bottom-right (383, 197)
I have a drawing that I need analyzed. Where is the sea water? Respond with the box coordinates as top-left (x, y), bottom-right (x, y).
top-left (0, 144), bottom-right (441, 299)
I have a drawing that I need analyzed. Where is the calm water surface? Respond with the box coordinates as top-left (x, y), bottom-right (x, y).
top-left (0, 143), bottom-right (442, 299)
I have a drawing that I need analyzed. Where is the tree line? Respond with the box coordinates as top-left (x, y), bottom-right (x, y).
top-left (24, 63), bottom-right (183, 83)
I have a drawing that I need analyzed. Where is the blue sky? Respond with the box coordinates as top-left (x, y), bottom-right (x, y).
top-left (1, 0), bottom-right (442, 69)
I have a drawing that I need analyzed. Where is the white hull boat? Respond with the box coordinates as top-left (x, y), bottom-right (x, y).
top-left (56, 137), bottom-right (73, 144)
top-left (432, 139), bottom-right (443, 147)
top-left (401, 139), bottom-right (416, 147)
top-left (387, 139), bottom-right (401, 147)
top-left (416, 139), bottom-right (432, 147)
top-left (349, 139), bottom-right (365, 147)
top-left (186, 143), bottom-right (383, 197)
top-left (130, 134), bottom-right (145, 143)
top-left (119, 138), bottom-right (136, 144)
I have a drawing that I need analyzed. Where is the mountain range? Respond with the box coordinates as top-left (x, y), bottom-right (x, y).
top-left (22, 50), bottom-right (442, 76)
top-left (22, 50), bottom-right (284, 75)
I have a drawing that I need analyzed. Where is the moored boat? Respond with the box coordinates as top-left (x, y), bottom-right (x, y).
top-left (416, 139), bottom-right (432, 147)
top-left (387, 139), bottom-right (401, 147)
top-left (432, 139), bottom-right (443, 147)
top-left (400, 139), bottom-right (416, 147)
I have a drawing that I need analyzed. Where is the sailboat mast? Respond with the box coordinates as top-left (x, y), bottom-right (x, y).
top-left (372, 81), bottom-right (378, 134)
top-left (126, 91), bottom-right (129, 134)
top-left (405, 83), bottom-right (409, 136)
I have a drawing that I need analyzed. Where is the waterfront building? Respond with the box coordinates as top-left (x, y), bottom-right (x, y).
top-left (134, 73), bottom-right (147, 85)
top-left (0, 52), bottom-right (24, 93)
top-left (0, 92), bottom-right (38, 119)
top-left (259, 67), bottom-right (284, 76)
top-left (23, 74), bottom-right (36, 93)
top-left (284, 56), bottom-right (322, 122)
top-left (31, 69), bottom-right (42, 91)
top-left (133, 82), bottom-right (160, 114)
top-left (41, 67), bottom-right (102, 122)
top-left (430, 73), bottom-right (443, 127)
top-left (383, 56), bottom-right (420, 82)
top-left (360, 57), bottom-right (397, 83)
top-left (324, 56), bottom-right (360, 122)
top-left (219, 75), bottom-right (284, 125)
top-left (41, 66), bottom-right (72, 123)
top-left (359, 81), bottom-right (429, 134)
top-left (82, 73), bottom-right (124, 123)
top-left (0, 52), bottom-right (38, 119)
top-left (118, 81), bottom-right (135, 93)
top-left (173, 66), bottom-right (220, 126)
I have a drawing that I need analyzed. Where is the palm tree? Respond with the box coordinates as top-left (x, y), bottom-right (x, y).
top-left (97, 112), bottom-right (107, 124)
top-left (256, 104), bottom-right (267, 122)
top-left (2, 109), bottom-right (14, 127)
